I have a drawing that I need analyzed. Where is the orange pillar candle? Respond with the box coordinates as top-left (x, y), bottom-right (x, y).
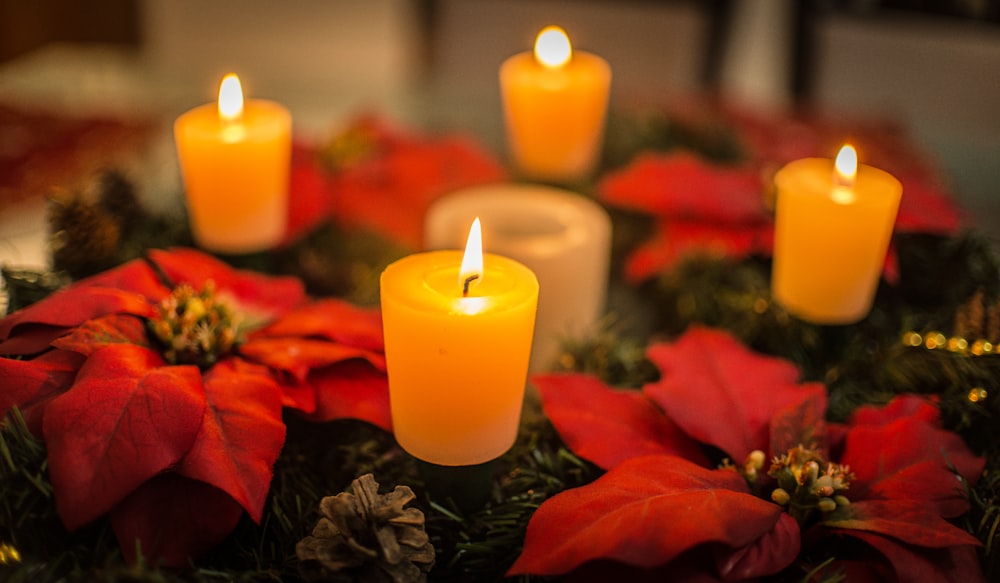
top-left (772, 145), bottom-right (903, 324)
top-left (174, 74), bottom-right (292, 254)
top-left (500, 26), bottom-right (611, 182)
top-left (380, 219), bottom-right (539, 466)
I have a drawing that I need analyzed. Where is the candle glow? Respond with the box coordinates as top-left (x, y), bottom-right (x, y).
top-left (217, 74), bottom-right (244, 122)
top-left (459, 217), bottom-right (483, 295)
top-left (534, 26), bottom-right (571, 68)
top-left (380, 223), bottom-right (539, 466)
top-left (771, 145), bottom-right (902, 324)
top-left (832, 144), bottom-right (858, 204)
top-left (499, 25), bottom-right (611, 181)
top-left (173, 73), bottom-right (292, 253)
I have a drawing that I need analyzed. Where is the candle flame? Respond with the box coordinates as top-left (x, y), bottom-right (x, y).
top-left (832, 144), bottom-right (858, 204)
top-left (534, 26), bottom-right (572, 68)
top-left (834, 144), bottom-right (857, 188)
top-left (218, 74), bottom-right (244, 122)
top-left (459, 217), bottom-right (483, 295)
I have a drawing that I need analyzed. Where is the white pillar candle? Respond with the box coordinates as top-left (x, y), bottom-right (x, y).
top-left (425, 183), bottom-right (612, 371)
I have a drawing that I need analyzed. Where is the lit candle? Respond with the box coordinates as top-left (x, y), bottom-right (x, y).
top-left (425, 183), bottom-right (611, 371)
top-left (500, 26), bottom-right (611, 182)
top-left (772, 145), bottom-right (903, 324)
top-left (174, 73), bottom-right (292, 254)
top-left (380, 219), bottom-right (539, 466)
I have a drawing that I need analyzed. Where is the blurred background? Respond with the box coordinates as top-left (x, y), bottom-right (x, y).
top-left (1, 0), bottom-right (998, 258)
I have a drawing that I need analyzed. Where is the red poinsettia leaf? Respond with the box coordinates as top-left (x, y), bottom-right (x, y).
top-left (146, 248), bottom-right (306, 320)
top-left (714, 512), bottom-right (801, 581)
top-left (51, 314), bottom-right (151, 357)
top-left (599, 152), bottom-right (767, 224)
top-left (893, 175), bottom-right (961, 235)
top-left (623, 220), bottom-right (774, 283)
top-left (71, 254), bottom-right (169, 298)
top-left (111, 473), bottom-right (245, 567)
top-left (176, 358), bottom-right (284, 523)
top-left (274, 375), bottom-right (318, 414)
top-left (644, 326), bottom-right (825, 460)
top-left (842, 417), bottom-right (983, 515)
top-left (849, 394), bottom-right (940, 427)
top-left (842, 530), bottom-right (986, 583)
top-left (0, 349), bottom-right (84, 429)
top-left (507, 455), bottom-right (792, 577)
top-left (769, 386), bottom-right (828, 455)
top-left (43, 344), bottom-right (206, 530)
top-left (302, 359), bottom-right (391, 431)
top-left (239, 337), bottom-right (385, 382)
top-left (0, 287), bottom-right (154, 351)
top-left (532, 373), bottom-right (708, 470)
top-left (823, 499), bottom-right (981, 549)
top-left (329, 125), bottom-right (505, 248)
top-left (257, 298), bottom-right (385, 352)
top-left (285, 141), bottom-right (334, 242)
top-left (0, 325), bottom-right (72, 356)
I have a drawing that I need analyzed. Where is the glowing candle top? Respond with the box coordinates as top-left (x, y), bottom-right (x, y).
top-left (534, 26), bottom-right (572, 68)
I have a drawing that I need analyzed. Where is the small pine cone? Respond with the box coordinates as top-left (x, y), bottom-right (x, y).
top-left (297, 474), bottom-right (435, 583)
top-left (97, 170), bottom-right (145, 233)
top-left (48, 196), bottom-right (121, 278)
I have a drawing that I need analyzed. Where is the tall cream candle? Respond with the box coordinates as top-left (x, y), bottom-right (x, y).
top-left (425, 183), bottom-right (611, 371)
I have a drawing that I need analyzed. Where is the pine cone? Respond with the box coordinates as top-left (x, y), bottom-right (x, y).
top-left (297, 474), bottom-right (435, 583)
top-left (97, 170), bottom-right (145, 234)
top-left (48, 195), bottom-right (121, 278)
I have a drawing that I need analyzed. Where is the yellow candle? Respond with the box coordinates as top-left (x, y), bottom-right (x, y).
top-left (500, 26), bottom-right (611, 182)
top-left (772, 145), bottom-right (902, 324)
top-left (174, 73), bottom-right (292, 254)
top-left (380, 219), bottom-right (538, 466)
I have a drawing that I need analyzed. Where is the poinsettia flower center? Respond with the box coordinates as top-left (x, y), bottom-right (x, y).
top-left (319, 122), bottom-right (380, 172)
top-left (148, 280), bottom-right (241, 368)
top-left (766, 444), bottom-right (854, 527)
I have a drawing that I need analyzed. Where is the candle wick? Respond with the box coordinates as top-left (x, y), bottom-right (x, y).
top-left (462, 274), bottom-right (480, 297)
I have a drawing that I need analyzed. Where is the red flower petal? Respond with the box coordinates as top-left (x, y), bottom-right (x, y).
top-left (837, 529), bottom-right (986, 583)
top-left (824, 499), bottom-right (981, 549)
top-left (111, 473), bottom-right (245, 567)
top-left (42, 344), bottom-right (206, 530)
top-left (508, 455), bottom-right (793, 576)
top-left (303, 360), bottom-right (391, 431)
top-left (239, 337), bottom-right (385, 382)
top-left (0, 288), bottom-right (154, 353)
top-left (285, 142), bottom-right (334, 242)
top-left (146, 248), bottom-right (306, 318)
top-left (176, 358), bottom-right (285, 523)
top-left (532, 373), bottom-right (707, 470)
top-left (623, 220), bottom-right (773, 283)
top-left (644, 326), bottom-right (826, 460)
top-left (600, 152), bottom-right (767, 224)
top-left (258, 298), bottom-right (384, 352)
top-left (894, 175), bottom-right (961, 235)
top-left (842, 417), bottom-right (983, 516)
top-left (849, 394), bottom-right (940, 427)
top-left (714, 512), bottom-right (801, 580)
top-left (51, 314), bottom-right (151, 357)
top-left (72, 255), bottom-right (170, 298)
top-left (274, 376), bottom-right (317, 414)
top-left (328, 121), bottom-right (505, 249)
top-left (0, 349), bottom-right (84, 433)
